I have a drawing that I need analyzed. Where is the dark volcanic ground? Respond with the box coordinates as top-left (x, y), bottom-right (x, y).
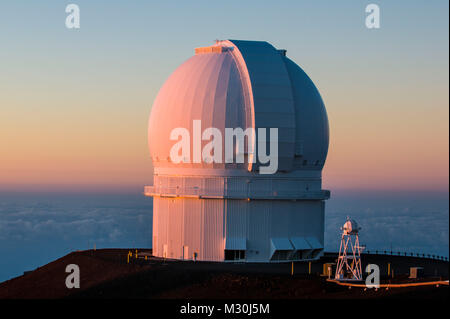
top-left (0, 249), bottom-right (447, 299)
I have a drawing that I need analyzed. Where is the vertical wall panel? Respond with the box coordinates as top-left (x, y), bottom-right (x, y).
top-left (183, 198), bottom-right (202, 259)
top-left (167, 199), bottom-right (183, 259)
top-left (152, 198), bottom-right (159, 256)
top-left (157, 198), bottom-right (169, 257)
top-left (270, 201), bottom-right (289, 238)
top-left (247, 201), bottom-right (271, 261)
top-left (185, 177), bottom-right (202, 190)
top-left (203, 199), bottom-right (224, 261)
top-left (205, 178), bottom-right (224, 196)
top-left (225, 200), bottom-right (247, 240)
top-left (226, 177), bottom-right (248, 198)
top-left (288, 201), bottom-right (323, 242)
top-left (248, 179), bottom-right (270, 197)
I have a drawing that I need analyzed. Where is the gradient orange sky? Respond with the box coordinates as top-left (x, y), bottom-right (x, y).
top-left (0, 1), bottom-right (448, 192)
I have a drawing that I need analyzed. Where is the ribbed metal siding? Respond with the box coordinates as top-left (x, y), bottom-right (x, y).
top-left (248, 179), bottom-right (271, 197)
top-left (225, 200), bottom-right (247, 240)
top-left (226, 177), bottom-right (248, 198)
top-left (159, 176), bottom-right (168, 188)
top-left (202, 199), bottom-right (224, 261)
top-left (183, 198), bottom-right (202, 259)
top-left (247, 201), bottom-right (271, 261)
top-left (152, 198), bottom-right (159, 256)
top-left (156, 198), bottom-right (169, 257)
top-left (204, 178), bottom-right (224, 197)
top-left (154, 196), bottom-right (325, 262)
top-left (319, 201), bottom-right (325, 245)
top-left (167, 198), bottom-right (183, 259)
top-left (270, 201), bottom-right (290, 238)
top-left (185, 177), bottom-right (202, 189)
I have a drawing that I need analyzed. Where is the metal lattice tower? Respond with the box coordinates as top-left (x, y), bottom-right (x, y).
top-left (335, 218), bottom-right (365, 281)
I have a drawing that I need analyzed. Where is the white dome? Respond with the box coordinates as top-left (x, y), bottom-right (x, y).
top-left (148, 40), bottom-right (329, 173)
top-left (342, 219), bottom-right (360, 235)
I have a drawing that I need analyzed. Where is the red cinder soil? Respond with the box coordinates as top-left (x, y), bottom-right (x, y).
top-left (0, 249), bottom-right (447, 299)
top-left (0, 249), bottom-right (150, 299)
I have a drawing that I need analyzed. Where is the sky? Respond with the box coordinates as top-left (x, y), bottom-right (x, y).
top-left (0, 0), bottom-right (448, 193)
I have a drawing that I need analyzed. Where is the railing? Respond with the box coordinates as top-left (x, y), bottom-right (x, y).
top-left (144, 185), bottom-right (330, 200)
top-left (363, 250), bottom-right (449, 261)
top-left (144, 186), bottom-right (221, 197)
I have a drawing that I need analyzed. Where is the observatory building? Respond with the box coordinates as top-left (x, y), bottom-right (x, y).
top-left (145, 40), bottom-right (330, 262)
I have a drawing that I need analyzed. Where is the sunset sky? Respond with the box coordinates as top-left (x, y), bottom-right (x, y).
top-left (1, 0), bottom-right (448, 193)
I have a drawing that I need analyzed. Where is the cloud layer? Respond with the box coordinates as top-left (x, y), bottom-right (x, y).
top-left (0, 191), bottom-right (448, 282)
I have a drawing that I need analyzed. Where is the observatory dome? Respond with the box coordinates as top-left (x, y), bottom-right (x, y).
top-left (146, 40), bottom-right (331, 262)
top-left (148, 40), bottom-right (329, 173)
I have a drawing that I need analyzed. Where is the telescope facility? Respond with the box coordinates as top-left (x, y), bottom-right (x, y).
top-left (145, 40), bottom-right (330, 262)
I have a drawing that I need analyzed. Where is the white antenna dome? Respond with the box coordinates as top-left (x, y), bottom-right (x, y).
top-left (342, 219), bottom-right (360, 235)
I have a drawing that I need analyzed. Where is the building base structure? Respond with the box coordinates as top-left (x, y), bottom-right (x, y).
top-left (145, 170), bottom-right (329, 262)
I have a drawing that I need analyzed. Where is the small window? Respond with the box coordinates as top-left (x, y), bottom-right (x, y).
top-left (225, 250), bottom-right (246, 261)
